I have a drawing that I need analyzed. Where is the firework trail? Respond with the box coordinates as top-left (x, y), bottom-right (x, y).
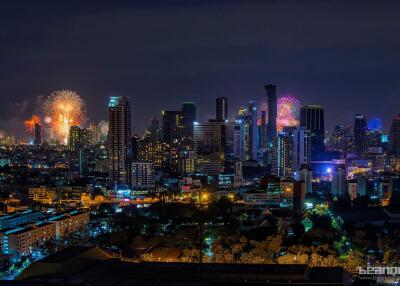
top-left (43, 89), bottom-right (86, 144)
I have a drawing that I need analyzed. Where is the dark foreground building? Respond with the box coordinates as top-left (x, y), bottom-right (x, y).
top-left (10, 246), bottom-right (351, 286)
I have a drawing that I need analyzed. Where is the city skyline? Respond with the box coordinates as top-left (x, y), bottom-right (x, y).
top-left (1, 1), bottom-right (400, 137)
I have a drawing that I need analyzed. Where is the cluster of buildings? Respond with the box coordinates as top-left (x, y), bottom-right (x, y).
top-left (2, 84), bottom-right (400, 210)
top-left (0, 209), bottom-right (89, 256)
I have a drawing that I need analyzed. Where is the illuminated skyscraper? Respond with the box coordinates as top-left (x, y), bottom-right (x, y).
top-left (293, 127), bottom-right (311, 170)
top-left (248, 100), bottom-right (258, 160)
top-left (272, 127), bottom-right (295, 177)
top-left (390, 115), bottom-right (400, 158)
top-left (354, 114), bottom-right (367, 158)
top-left (193, 122), bottom-right (224, 175)
top-left (69, 126), bottom-right (82, 151)
top-left (216, 97), bottom-right (228, 121)
top-left (108, 96), bottom-right (132, 186)
top-left (300, 105), bottom-right (325, 160)
top-left (265, 84), bottom-right (277, 146)
top-left (131, 162), bottom-right (155, 189)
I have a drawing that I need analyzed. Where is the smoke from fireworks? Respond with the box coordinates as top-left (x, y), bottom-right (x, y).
top-left (277, 95), bottom-right (300, 132)
top-left (43, 89), bottom-right (86, 144)
top-left (24, 115), bottom-right (41, 134)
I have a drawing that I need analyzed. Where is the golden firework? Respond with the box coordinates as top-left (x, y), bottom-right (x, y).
top-left (43, 89), bottom-right (86, 144)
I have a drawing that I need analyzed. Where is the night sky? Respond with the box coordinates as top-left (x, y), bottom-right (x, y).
top-left (1, 0), bottom-right (400, 138)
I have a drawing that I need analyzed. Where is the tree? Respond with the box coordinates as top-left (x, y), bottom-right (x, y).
top-left (344, 250), bottom-right (366, 273)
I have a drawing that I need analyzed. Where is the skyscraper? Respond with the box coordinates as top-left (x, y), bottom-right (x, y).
top-left (69, 126), bottom-right (82, 151)
top-left (248, 101), bottom-right (258, 160)
top-left (354, 114), bottom-right (367, 158)
top-left (265, 84), bottom-right (277, 146)
top-left (216, 97), bottom-right (228, 121)
top-left (389, 115), bottom-right (400, 158)
top-left (300, 105), bottom-right (325, 160)
top-left (271, 127), bottom-right (295, 177)
top-left (258, 110), bottom-right (267, 148)
top-left (182, 102), bottom-right (196, 141)
top-left (293, 127), bottom-right (311, 170)
top-left (34, 123), bottom-right (41, 147)
top-left (131, 162), bottom-right (155, 189)
top-left (193, 122), bottom-right (224, 175)
top-left (108, 96), bottom-right (132, 186)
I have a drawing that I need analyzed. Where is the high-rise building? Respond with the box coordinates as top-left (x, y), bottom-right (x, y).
top-left (216, 97), bottom-right (228, 121)
top-left (182, 102), bottom-right (196, 143)
top-left (131, 162), bottom-right (155, 189)
top-left (258, 110), bottom-right (267, 148)
top-left (389, 115), bottom-right (400, 158)
top-left (265, 84), bottom-right (277, 147)
top-left (293, 127), bottom-right (311, 170)
top-left (193, 122), bottom-right (224, 175)
top-left (108, 96), bottom-right (132, 186)
top-left (300, 105), bottom-right (325, 160)
top-left (69, 126), bottom-right (82, 151)
top-left (354, 114), bottom-right (367, 158)
top-left (272, 127), bottom-right (295, 177)
top-left (248, 101), bottom-right (258, 160)
top-left (34, 123), bottom-right (42, 146)
top-left (69, 126), bottom-right (92, 151)
top-left (328, 125), bottom-right (349, 154)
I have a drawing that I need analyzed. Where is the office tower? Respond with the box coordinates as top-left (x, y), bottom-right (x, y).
top-left (161, 110), bottom-right (184, 168)
top-left (300, 105), bottom-right (325, 160)
top-left (233, 161), bottom-right (243, 188)
top-left (265, 84), bottom-right (277, 146)
top-left (69, 126), bottom-right (82, 151)
top-left (193, 122), bottom-right (224, 175)
top-left (328, 125), bottom-right (348, 154)
top-left (162, 110), bottom-right (184, 144)
top-left (108, 96), bottom-right (132, 186)
top-left (331, 168), bottom-right (346, 197)
top-left (354, 114), bottom-right (367, 158)
top-left (137, 138), bottom-right (168, 167)
top-left (177, 150), bottom-right (195, 175)
top-left (216, 97), bottom-right (228, 121)
top-left (233, 124), bottom-right (245, 161)
top-left (131, 162), bottom-right (155, 189)
top-left (293, 127), bottom-right (311, 170)
top-left (272, 127), bottom-right (295, 177)
top-left (389, 115), bottom-right (400, 158)
top-left (81, 128), bottom-right (93, 147)
top-left (69, 126), bottom-right (92, 150)
top-left (182, 102), bottom-right (196, 142)
top-left (34, 123), bottom-right (42, 146)
top-left (258, 110), bottom-right (267, 148)
top-left (248, 101), bottom-right (258, 160)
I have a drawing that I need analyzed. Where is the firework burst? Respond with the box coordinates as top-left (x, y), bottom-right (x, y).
top-left (43, 89), bottom-right (86, 144)
top-left (24, 115), bottom-right (41, 134)
top-left (277, 95), bottom-right (300, 132)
